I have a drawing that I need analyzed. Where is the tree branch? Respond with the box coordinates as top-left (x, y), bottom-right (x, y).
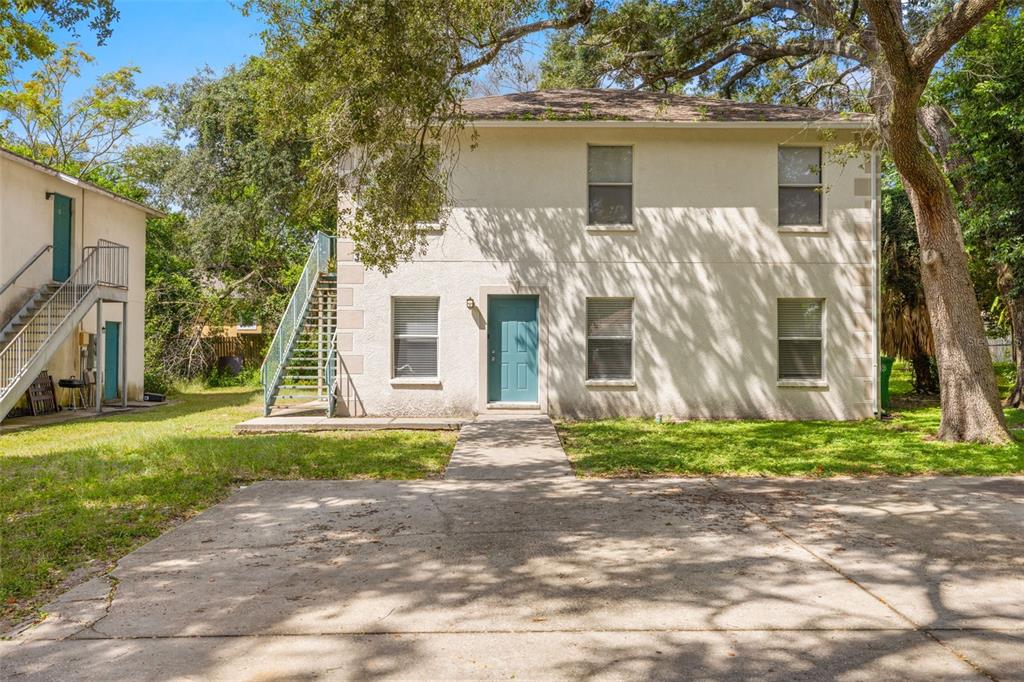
top-left (912, 0), bottom-right (999, 75)
top-left (665, 38), bottom-right (867, 84)
top-left (455, 0), bottom-right (595, 74)
top-left (861, 0), bottom-right (917, 82)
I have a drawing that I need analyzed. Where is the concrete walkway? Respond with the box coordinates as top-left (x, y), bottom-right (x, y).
top-left (3, 441), bottom-right (1022, 679)
top-left (445, 415), bottom-right (573, 479)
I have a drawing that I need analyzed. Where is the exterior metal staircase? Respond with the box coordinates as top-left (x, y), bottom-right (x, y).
top-left (0, 281), bottom-right (63, 341)
top-left (0, 240), bottom-right (129, 421)
top-left (261, 232), bottom-right (338, 416)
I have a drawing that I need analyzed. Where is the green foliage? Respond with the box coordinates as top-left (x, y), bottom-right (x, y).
top-left (142, 370), bottom-right (170, 396)
top-left (244, 0), bottom-right (592, 271)
top-left (881, 186), bottom-right (925, 311)
top-left (0, 0), bottom-right (117, 81)
top-left (142, 213), bottom-right (212, 384)
top-left (880, 183), bottom-right (939, 394)
top-left (130, 59), bottom-right (338, 382)
top-left (0, 387), bottom-right (456, 626)
top-left (538, 0), bottom-right (872, 110)
top-left (159, 58), bottom-right (332, 279)
top-left (935, 9), bottom-right (1024, 294)
top-left (0, 45), bottom-right (161, 174)
top-left (204, 366), bottom-right (261, 388)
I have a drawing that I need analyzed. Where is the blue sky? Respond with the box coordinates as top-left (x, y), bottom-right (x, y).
top-left (17, 0), bottom-right (552, 143)
top-left (50, 0), bottom-right (264, 85)
top-left (30, 0), bottom-right (265, 141)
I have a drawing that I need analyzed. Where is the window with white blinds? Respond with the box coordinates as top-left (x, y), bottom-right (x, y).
top-left (778, 298), bottom-right (824, 380)
top-left (587, 298), bottom-right (634, 380)
top-left (393, 297), bottom-right (440, 378)
top-left (778, 146), bottom-right (823, 226)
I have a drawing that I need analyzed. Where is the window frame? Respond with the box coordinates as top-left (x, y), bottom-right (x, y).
top-left (777, 145), bottom-right (825, 230)
top-left (586, 144), bottom-right (635, 228)
top-left (585, 296), bottom-right (636, 384)
top-left (777, 297), bottom-right (827, 386)
top-left (391, 296), bottom-right (441, 381)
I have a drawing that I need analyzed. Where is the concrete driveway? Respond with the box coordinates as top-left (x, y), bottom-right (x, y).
top-left (2, 419), bottom-right (1022, 680)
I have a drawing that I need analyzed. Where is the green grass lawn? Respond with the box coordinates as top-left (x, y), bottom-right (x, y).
top-left (558, 363), bottom-right (1024, 478)
top-left (0, 387), bottom-right (455, 628)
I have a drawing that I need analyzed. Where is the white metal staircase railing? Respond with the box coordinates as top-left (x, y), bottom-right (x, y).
top-left (261, 231), bottom-right (336, 416)
top-left (0, 244), bottom-right (52, 299)
top-left (0, 240), bottom-right (129, 403)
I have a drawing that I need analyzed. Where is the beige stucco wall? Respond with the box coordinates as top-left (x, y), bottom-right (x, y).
top-left (336, 125), bottom-right (877, 420)
top-left (0, 154), bottom-right (148, 405)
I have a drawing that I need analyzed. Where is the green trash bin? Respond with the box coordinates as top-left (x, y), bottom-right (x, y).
top-left (880, 356), bottom-right (895, 412)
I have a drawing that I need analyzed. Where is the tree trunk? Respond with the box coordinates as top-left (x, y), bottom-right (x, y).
top-left (910, 353), bottom-right (939, 395)
top-left (875, 76), bottom-right (1010, 443)
top-left (997, 265), bottom-right (1024, 407)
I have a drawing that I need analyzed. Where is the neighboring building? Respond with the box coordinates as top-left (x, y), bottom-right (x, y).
top-left (0, 148), bottom-right (159, 420)
top-left (262, 89), bottom-right (881, 421)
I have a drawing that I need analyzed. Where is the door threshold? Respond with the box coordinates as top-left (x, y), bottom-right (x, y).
top-left (485, 401), bottom-right (541, 410)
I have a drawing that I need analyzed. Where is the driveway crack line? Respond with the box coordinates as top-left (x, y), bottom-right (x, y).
top-left (701, 478), bottom-right (1000, 682)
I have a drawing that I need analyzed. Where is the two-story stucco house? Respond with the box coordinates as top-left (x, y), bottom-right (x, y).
top-left (0, 148), bottom-right (158, 421)
top-left (260, 89), bottom-right (880, 422)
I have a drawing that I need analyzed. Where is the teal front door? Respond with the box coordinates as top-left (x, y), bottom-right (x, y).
top-left (52, 194), bottom-right (72, 281)
top-left (487, 296), bottom-right (539, 403)
top-left (104, 321), bottom-right (120, 401)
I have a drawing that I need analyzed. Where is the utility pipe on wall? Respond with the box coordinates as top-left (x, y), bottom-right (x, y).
top-left (870, 142), bottom-right (882, 418)
top-left (95, 300), bottom-right (103, 413)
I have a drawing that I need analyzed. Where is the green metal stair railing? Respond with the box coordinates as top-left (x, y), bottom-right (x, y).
top-left (260, 231), bottom-right (336, 416)
top-left (326, 327), bottom-right (339, 418)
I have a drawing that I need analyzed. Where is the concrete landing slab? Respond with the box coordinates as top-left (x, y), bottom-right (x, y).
top-left (444, 415), bottom-right (573, 479)
top-left (1, 400), bottom-right (174, 434)
top-left (234, 415), bottom-right (469, 433)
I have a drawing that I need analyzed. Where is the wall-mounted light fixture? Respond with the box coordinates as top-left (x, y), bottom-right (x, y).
top-left (465, 297), bottom-right (475, 309)
top-left (45, 192), bottom-right (56, 200)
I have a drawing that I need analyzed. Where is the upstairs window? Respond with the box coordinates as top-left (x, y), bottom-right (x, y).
top-left (393, 297), bottom-right (440, 378)
top-left (586, 298), bottom-right (634, 380)
top-left (778, 147), bottom-right (823, 226)
top-left (588, 146), bottom-right (633, 225)
top-left (778, 298), bottom-right (825, 381)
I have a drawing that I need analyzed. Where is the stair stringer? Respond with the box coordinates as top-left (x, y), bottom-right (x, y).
top-left (0, 285), bottom-right (127, 421)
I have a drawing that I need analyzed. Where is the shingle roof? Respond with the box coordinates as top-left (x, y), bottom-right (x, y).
top-left (462, 89), bottom-right (870, 125)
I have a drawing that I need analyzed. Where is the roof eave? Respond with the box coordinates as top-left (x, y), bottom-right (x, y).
top-left (467, 118), bottom-right (871, 130)
top-left (0, 147), bottom-right (166, 218)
